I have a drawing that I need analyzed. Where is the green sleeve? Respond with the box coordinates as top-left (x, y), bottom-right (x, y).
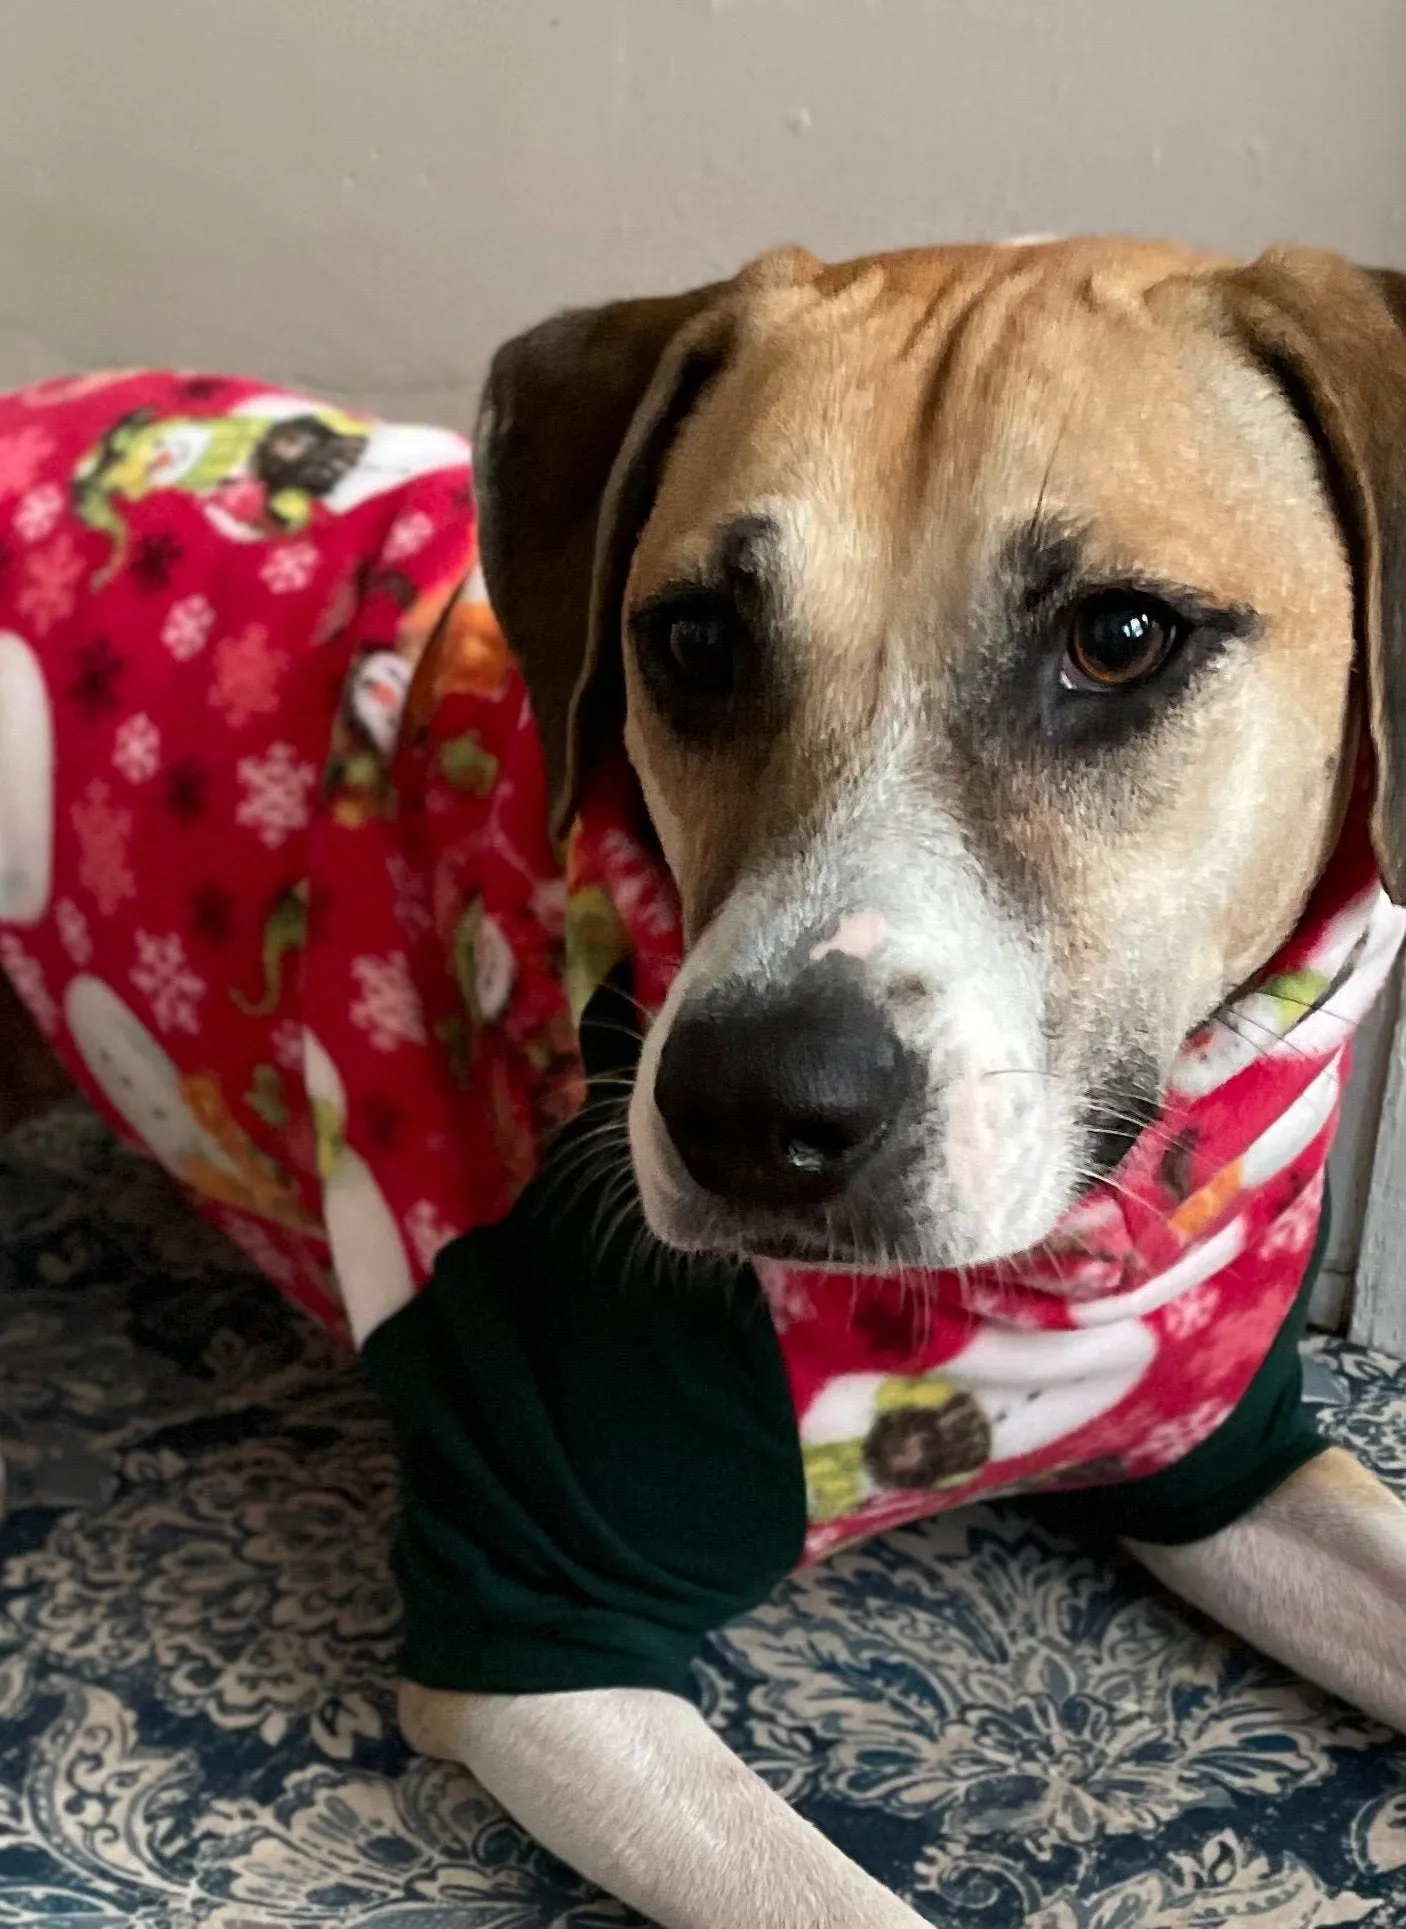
top-left (360, 979), bottom-right (806, 1701)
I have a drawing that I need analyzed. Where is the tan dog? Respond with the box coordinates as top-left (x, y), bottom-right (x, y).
top-left (400, 239), bottom-right (1406, 1926)
top-left (3, 239), bottom-right (1405, 1927)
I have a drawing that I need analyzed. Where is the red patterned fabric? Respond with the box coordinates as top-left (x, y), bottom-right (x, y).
top-left (0, 369), bottom-right (1399, 1562)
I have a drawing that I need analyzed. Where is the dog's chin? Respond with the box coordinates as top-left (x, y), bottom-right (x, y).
top-left (634, 1152), bottom-right (1074, 1276)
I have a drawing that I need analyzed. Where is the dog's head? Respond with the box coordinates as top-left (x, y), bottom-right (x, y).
top-left (475, 240), bottom-right (1406, 1270)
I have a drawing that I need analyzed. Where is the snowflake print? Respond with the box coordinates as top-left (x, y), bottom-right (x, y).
top-left (130, 529), bottom-right (184, 593)
top-left (349, 952), bottom-right (426, 1051)
top-left (13, 483), bottom-right (63, 543)
top-left (17, 532), bottom-right (84, 635)
top-left (68, 637), bottom-right (126, 718)
top-left (383, 509), bottom-right (433, 562)
top-left (0, 426), bottom-right (54, 497)
top-left (72, 778), bottom-right (135, 916)
top-left (112, 712), bottom-right (161, 784)
top-left (162, 593), bottom-right (215, 661)
top-left (236, 743), bottom-right (317, 850)
top-left (958, 1279), bottom-right (1048, 1328)
top-left (1161, 1280), bottom-right (1222, 1341)
top-left (1130, 1399), bottom-right (1235, 1472)
top-left (0, 934), bottom-right (57, 1036)
top-left (210, 622), bottom-right (287, 728)
top-left (55, 897), bottom-right (93, 966)
top-left (130, 929), bottom-right (206, 1035)
top-left (1261, 1171), bottom-right (1327, 1262)
top-left (271, 1019), bottom-right (305, 1072)
top-left (404, 1199), bottom-right (459, 1271)
top-left (164, 757), bottom-right (209, 824)
top-left (385, 849), bottom-right (432, 940)
top-left (190, 880), bottom-right (235, 946)
top-left (260, 541), bottom-right (319, 594)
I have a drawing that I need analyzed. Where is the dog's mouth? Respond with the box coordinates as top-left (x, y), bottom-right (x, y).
top-left (645, 1199), bottom-right (1046, 1277)
top-left (676, 1218), bottom-right (913, 1273)
top-left (633, 1132), bottom-right (968, 1275)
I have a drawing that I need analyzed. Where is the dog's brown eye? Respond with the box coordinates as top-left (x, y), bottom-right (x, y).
top-left (1064, 593), bottom-right (1180, 690)
top-left (670, 615), bottom-right (732, 689)
top-left (649, 607), bottom-right (736, 699)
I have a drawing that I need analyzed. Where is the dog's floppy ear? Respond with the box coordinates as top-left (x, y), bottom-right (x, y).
top-left (474, 249), bottom-right (819, 832)
top-left (1209, 247), bottom-right (1406, 901)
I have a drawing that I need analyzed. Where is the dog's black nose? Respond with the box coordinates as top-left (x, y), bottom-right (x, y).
top-left (654, 972), bottom-right (911, 1208)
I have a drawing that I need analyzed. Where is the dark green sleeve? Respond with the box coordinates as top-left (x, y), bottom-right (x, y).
top-left (360, 979), bottom-right (806, 1701)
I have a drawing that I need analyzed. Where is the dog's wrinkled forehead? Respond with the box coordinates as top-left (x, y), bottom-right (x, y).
top-left (621, 246), bottom-right (1354, 961)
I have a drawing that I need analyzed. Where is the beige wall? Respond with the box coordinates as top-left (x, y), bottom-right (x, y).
top-left (0, 0), bottom-right (1400, 1309)
top-left (0, 0), bottom-right (1402, 426)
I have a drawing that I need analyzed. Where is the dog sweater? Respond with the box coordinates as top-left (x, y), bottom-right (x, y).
top-left (0, 371), bottom-right (1399, 1698)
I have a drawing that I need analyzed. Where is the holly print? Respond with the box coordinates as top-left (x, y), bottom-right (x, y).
top-left (439, 730), bottom-right (499, 795)
top-left (563, 884), bottom-right (630, 1025)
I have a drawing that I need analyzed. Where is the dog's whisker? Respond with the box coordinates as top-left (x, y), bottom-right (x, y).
top-left (536, 1121), bottom-right (635, 1221)
top-left (1210, 1009), bottom-right (1316, 1064)
top-left (538, 1118), bottom-right (633, 1180)
top-left (576, 1018), bottom-right (653, 1050)
top-left (589, 1160), bottom-right (644, 1259)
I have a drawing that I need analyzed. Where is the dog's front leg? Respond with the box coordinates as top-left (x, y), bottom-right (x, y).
top-left (1125, 1445), bottom-right (1406, 1729)
top-left (399, 1681), bottom-right (931, 1928)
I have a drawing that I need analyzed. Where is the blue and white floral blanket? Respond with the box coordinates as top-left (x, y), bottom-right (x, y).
top-left (2, 1102), bottom-right (1405, 1927)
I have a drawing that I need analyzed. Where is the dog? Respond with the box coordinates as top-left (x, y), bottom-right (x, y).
top-left (2, 239), bottom-right (1406, 1929)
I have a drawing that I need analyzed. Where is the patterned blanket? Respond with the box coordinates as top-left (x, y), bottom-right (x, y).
top-left (2, 1100), bottom-right (1405, 1926)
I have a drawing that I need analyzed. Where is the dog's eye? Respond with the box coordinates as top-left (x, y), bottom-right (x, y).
top-left (636, 600), bottom-right (739, 702)
top-left (667, 615), bottom-right (733, 692)
top-left (1062, 593), bottom-right (1182, 690)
